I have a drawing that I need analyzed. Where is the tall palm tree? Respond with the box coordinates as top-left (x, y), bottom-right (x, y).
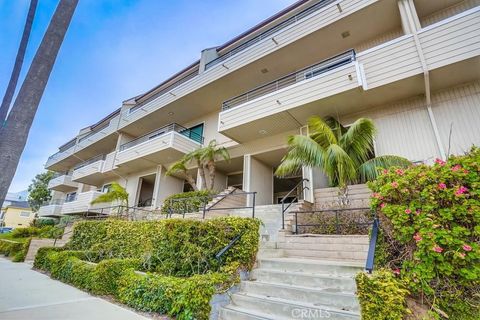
top-left (276, 116), bottom-right (410, 192)
top-left (166, 140), bottom-right (230, 191)
top-left (90, 182), bottom-right (129, 207)
top-left (0, 0), bottom-right (78, 207)
top-left (0, 0), bottom-right (38, 125)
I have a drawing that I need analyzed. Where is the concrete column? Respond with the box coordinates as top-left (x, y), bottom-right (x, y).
top-left (243, 154), bottom-right (274, 206)
top-left (199, 47), bottom-right (219, 74)
top-left (153, 166), bottom-right (184, 208)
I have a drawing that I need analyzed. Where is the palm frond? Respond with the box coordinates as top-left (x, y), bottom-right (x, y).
top-left (275, 158), bottom-right (305, 177)
top-left (324, 116), bottom-right (347, 141)
top-left (91, 182), bottom-right (128, 206)
top-left (358, 155), bottom-right (411, 182)
top-left (340, 118), bottom-right (376, 166)
top-left (324, 144), bottom-right (357, 187)
top-left (165, 161), bottom-right (188, 176)
top-left (307, 116), bottom-right (337, 148)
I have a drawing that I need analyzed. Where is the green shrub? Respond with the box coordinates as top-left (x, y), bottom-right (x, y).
top-left (161, 190), bottom-right (214, 215)
top-left (33, 218), bottom-right (56, 227)
top-left (69, 217), bottom-right (260, 276)
top-left (92, 258), bottom-right (141, 295)
top-left (368, 147), bottom-right (480, 318)
top-left (118, 271), bottom-right (230, 320)
top-left (10, 226), bottom-right (63, 239)
top-left (0, 239), bottom-right (24, 257)
top-left (356, 269), bottom-right (410, 320)
top-left (34, 246), bottom-right (66, 270)
top-left (12, 238), bottom-right (32, 262)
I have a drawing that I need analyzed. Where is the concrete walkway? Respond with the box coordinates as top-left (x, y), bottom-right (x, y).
top-left (0, 257), bottom-right (150, 320)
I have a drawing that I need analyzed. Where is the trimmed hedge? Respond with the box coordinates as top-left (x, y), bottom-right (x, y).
top-left (0, 238), bottom-right (31, 262)
top-left (161, 190), bottom-right (214, 215)
top-left (68, 217), bottom-right (260, 276)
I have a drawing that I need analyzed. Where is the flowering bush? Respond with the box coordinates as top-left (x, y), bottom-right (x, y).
top-left (368, 147), bottom-right (480, 318)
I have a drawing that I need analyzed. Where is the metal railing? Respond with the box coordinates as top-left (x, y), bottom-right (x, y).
top-left (215, 233), bottom-right (243, 262)
top-left (119, 123), bottom-right (203, 151)
top-left (129, 70), bottom-right (199, 114)
top-left (222, 49), bottom-right (356, 111)
top-left (365, 216), bottom-right (380, 273)
top-left (78, 122), bottom-right (110, 143)
top-left (281, 178), bottom-right (309, 229)
top-left (73, 154), bottom-right (105, 171)
top-left (48, 143), bottom-right (75, 162)
top-left (205, 0), bottom-right (336, 70)
top-left (290, 207), bottom-right (372, 235)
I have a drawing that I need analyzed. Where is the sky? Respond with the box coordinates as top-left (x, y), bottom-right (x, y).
top-left (0, 0), bottom-right (296, 192)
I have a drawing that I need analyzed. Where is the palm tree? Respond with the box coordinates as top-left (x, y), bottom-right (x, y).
top-left (90, 182), bottom-right (129, 207)
top-left (276, 116), bottom-right (410, 194)
top-left (166, 140), bottom-right (230, 191)
top-left (0, 0), bottom-right (78, 207)
top-left (0, 0), bottom-right (38, 125)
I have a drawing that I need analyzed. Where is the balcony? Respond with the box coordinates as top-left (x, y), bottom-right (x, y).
top-left (115, 123), bottom-right (202, 172)
top-left (48, 173), bottom-right (77, 192)
top-left (71, 154), bottom-right (106, 186)
top-left (218, 50), bottom-right (361, 142)
top-left (45, 140), bottom-right (76, 171)
top-left (37, 199), bottom-right (64, 217)
top-left (60, 191), bottom-right (106, 215)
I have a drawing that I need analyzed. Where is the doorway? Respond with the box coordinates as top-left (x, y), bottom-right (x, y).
top-left (137, 174), bottom-right (156, 207)
top-left (274, 175), bottom-right (303, 204)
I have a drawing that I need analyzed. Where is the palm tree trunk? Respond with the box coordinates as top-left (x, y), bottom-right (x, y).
top-left (0, 0), bottom-right (38, 125)
top-left (0, 0), bottom-right (78, 206)
top-left (185, 173), bottom-right (198, 191)
top-left (207, 160), bottom-right (216, 190)
top-left (197, 160), bottom-right (207, 190)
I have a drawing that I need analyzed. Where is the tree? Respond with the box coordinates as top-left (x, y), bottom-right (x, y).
top-left (276, 116), bottom-right (411, 193)
top-left (27, 171), bottom-right (54, 212)
top-left (90, 182), bottom-right (129, 207)
top-left (166, 140), bottom-right (230, 191)
top-left (0, 0), bottom-right (79, 207)
top-left (0, 0), bottom-right (38, 125)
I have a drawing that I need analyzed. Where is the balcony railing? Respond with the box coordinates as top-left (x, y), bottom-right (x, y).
top-left (222, 49), bottom-right (356, 111)
top-left (73, 154), bottom-right (106, 170)
top-left (129, 70), bottom-right (199, 114)
top-left (119, 123), bottom-right (203, 151)
top-left (205, 0), bottom-right (336, 70)
top-left (78, 122), bottom-right (109, 143)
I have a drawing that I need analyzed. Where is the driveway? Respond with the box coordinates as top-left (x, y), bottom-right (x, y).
top-left (0, 257), bottom-right (150, 320)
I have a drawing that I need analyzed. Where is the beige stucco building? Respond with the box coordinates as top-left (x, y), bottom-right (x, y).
top-left (1, 201), bottom-right (34, 228)
top-left (39, 0), bottom-right (480, 217)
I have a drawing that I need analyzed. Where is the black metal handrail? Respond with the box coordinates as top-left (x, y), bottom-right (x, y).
top-left (290, 207), bottom-right (372, 234)
top-left (73, 154), bottom-right (106, 170)
top-left (205, 0), bottom-right (336, 70)
top-left (221, 49), bottom-right (356, 110)
top-left (119, 123), bottom-right (203, 151)
top-left (215, 233), bottom-right (243, 262)
top-left (365, 216), bottom-right (380, 273)
top-left (281, 178), bottom-right (309, 229)
top-left (204, 191), bottom-right (257, 218)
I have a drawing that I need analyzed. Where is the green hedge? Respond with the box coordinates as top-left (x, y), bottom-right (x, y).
top-left (0, 238), bottom-right (31, 262)
top-left (35, 248), bottom-right (234, 320)
top-left (161, 190), bottom-right (214, 215)
top-left (356, 270), bottom-right (410, 320)
top-left (68, 217), bottom-right (260, 276)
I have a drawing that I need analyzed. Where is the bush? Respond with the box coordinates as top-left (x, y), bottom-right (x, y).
top-left (33, 218), bottom-right (56, 227)
top-left (10, 226), bottom-right (63, 239)
top-left (0, 239), bottom-right (24, 257)
top-left (368, 147), bottom-right (480, 318)
top-left (356, 269), bottom-right (410, 320)
top-left (68, 217), bottom-right (260, 276)
top-left (161, 190), bottom-right (214, 215)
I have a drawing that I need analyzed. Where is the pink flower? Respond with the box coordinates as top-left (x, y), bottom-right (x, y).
top-left (392, 268), bottom-right (400, 275)
top-left (371, 192), bottom-right (381, 199)
top-left (380, 203), bottom-right (386, 209)
top-left (455, 186), bottom-right (468, 196)
top-left (391, 181), bottom-right (399, 188)
top-left (382, 169), bottom-right (389, 174)
top-left (415, 209), bottom-right (421, 215)
top-left (433, 245), bottom-right (443, 253)
top-left (413, 233), bottom-right (422, 242)
top-left (458, 252), bottom-right (466, 259)
top-left (451, 164), bottom-right (462, 172)
top-left (463, 244), bottom-right (472, 252)
top-left (438, 183), bottom-right (447, 190)
top-left (405, 208), bottom-right (412, 214)
top-left (395, 169), bottom-right (404, 175)
top-left (435, 158), bottom-right (446, 166)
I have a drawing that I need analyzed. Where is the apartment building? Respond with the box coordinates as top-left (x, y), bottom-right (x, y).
top-left (38, 0), bottom-right (480, 217)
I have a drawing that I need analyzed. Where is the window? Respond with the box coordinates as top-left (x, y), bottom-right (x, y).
top-left (20, 211), bottom-right (30, 218)
top-left (181, 123), bottom-right (204, 143)
top-left (65, 192), bottom-right (77, 203)
top-left (101, 184), bottom-right (112, 193)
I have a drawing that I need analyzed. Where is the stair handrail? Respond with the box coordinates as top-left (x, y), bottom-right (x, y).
top-left (281, 178), bottom-right (309, 229)
top-left (203, 191), bottom-right (257, 218)
top-left (365, 213), bottom-right (380, 273)
top-left (215, 233), bottom-right (243, 262)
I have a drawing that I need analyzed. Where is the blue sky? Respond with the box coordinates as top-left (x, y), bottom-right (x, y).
top-left (0, 0), bottom-right (296, 192)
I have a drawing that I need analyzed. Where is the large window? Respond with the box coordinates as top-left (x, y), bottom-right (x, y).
top-left (20, 211), bottom-right (30, 218)
top-left (182, 123), bottom-right (204, 143)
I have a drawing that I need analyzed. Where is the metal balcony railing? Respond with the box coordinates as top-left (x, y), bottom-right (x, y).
top-left (119, 123), bottom-right (203, 152)
top-left (73, 154), bottom-right (106, 171)
top-left (205, 0), bottom-right (336, 70)
top-left (78, 122), bottom-right (110, 143)
top-left (221, 49), bottom-right (356, 111)
top-left (47, 142), bottom-right (75, 162)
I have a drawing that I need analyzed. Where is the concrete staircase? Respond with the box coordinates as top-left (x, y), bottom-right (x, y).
top-left (314, 184), bottom-right (371, 209)
top-left (24, 224), bottom-right (74, 263)
top-left (220, 256), bottom-right (363, 319)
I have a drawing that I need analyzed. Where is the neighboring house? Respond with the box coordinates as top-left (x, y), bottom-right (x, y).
top-left (38, 0), bottom-right (480, 217)
top-left (0, 201), bottom-right (34, 228)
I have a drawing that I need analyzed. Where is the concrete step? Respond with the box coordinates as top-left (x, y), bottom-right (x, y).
top-left (240, 282), bottom-right (359, 311)
top-left (249, 269), bottom-right (357, 292)
top-left (220, 305), bottom-right (277, 320)
top-left (283, 235), bottom-right (369, 245)
top-left (284, 248), bottom-right (367, 261)
top-left (231, 292), bottom-right (360, 319)
top-left (277, 241), bottom-right (369, 252)
top-left (257, 258), bottom-right (363, 276)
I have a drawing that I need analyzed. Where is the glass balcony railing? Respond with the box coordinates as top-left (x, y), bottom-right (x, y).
top-left (222, 49), bottom-right (356, 111)
top-left (73, 154), bottom-right (106, 171)
top-left (205, 0), bottom-right (336, 70)
top-left (119, 123), bottom-right (203, 152)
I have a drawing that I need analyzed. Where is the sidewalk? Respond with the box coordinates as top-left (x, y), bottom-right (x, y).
top-left (0, 257), bottom-right (150, 320)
